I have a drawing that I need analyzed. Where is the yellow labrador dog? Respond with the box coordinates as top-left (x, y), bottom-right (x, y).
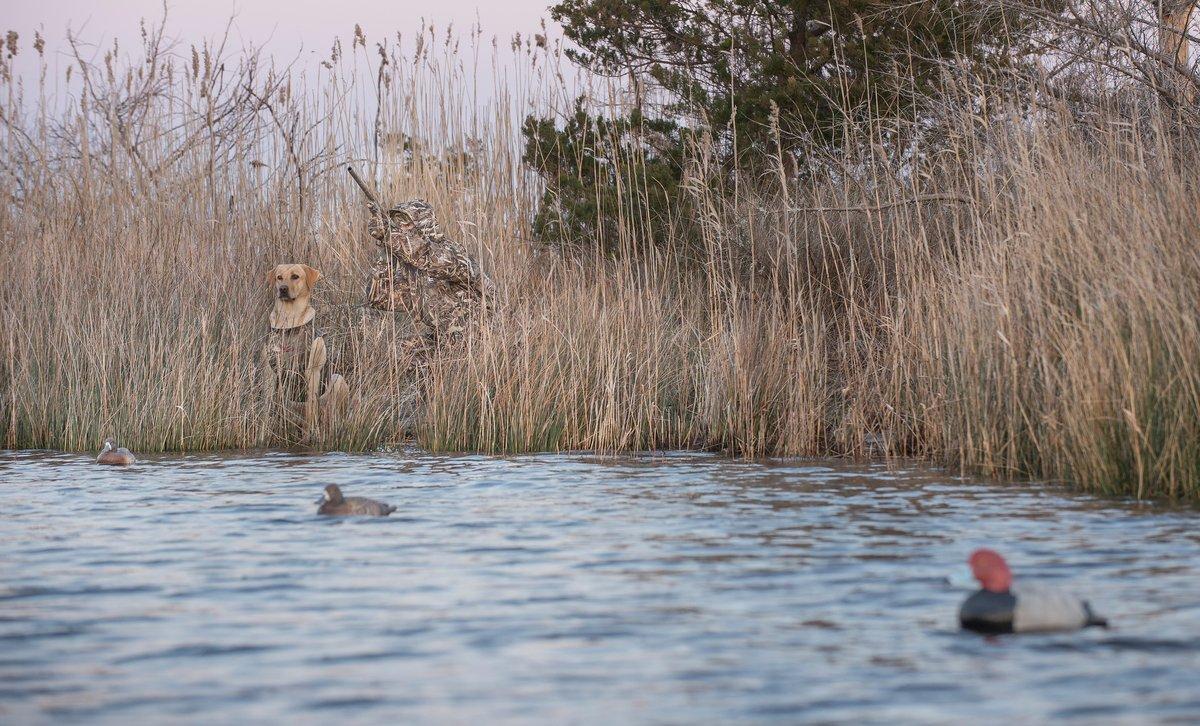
top-left (263, 263), bottom-right (349, 438)
top-left (270, 263), bottom-right (321, 330)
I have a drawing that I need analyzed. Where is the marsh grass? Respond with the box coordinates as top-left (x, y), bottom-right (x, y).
top-left (1, 20), bottom-right (1198, 499)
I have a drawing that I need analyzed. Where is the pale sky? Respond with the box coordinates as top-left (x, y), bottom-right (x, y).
top-left (6, 0), bottom-right (556, 61)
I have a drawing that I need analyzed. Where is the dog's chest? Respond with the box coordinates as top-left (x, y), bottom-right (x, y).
top-left (264, 324), bottom-right (318, 383)
top-left (266, 326), bottom-right (315, 359)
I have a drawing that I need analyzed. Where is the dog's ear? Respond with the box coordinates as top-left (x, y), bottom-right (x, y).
top-left (302, 265), bottom-right (322, 289)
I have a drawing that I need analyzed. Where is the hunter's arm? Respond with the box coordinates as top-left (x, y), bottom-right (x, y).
top-left (368, 203), bottom-right (491, 295)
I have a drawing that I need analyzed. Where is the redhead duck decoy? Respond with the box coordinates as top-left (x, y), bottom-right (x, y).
top-left (96, 439), bottom-right (137, 466)
top-left (316, 484), bottom-right (396, 516)
top-left (959, 548), bottom-right (1108, 634)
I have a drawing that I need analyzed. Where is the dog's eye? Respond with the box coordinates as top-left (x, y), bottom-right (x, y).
top-left (290, 274), bottom-right (299, 280)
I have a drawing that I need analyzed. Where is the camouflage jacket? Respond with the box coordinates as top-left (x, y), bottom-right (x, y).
top-left (365, 199), bottom-right (492, 342)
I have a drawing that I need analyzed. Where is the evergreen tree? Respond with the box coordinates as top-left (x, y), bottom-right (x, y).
top-left (525, 0), bottom-right (1049, 250)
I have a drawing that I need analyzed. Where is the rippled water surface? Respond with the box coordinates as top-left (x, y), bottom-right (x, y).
top-left (2, 450), bottom-right (1198, 724)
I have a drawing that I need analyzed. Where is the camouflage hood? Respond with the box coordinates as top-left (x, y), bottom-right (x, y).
top-left (385, 199), bottom-right (445, 243)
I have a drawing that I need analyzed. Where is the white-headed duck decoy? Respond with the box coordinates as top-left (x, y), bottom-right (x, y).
top-left (316, 484), bottom-right (396, 517)
top-left (96, 439), bottom-right (136, 466)
top-left (959, 548), bottom-right (1108, 634)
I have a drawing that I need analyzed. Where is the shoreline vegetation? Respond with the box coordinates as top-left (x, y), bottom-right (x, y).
top-left (1, 11), bottom-right (1198, 501)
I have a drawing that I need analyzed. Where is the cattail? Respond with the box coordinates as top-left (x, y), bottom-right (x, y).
top-left (5, 30), bottom-right (18, 58)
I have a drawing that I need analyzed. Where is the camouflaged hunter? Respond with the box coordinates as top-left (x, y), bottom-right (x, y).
top-left (364, 198), bottom-right (492, 361)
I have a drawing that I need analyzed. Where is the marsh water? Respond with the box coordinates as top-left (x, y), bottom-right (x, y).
top-left (1, 450), bottom-right (1198, 724)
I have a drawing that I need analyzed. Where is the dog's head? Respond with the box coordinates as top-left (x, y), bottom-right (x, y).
top-left (268, 264), bottom-right (321, 303)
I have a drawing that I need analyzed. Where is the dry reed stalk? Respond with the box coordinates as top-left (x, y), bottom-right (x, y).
top-left (0, 19), bottom-right (1197, 500)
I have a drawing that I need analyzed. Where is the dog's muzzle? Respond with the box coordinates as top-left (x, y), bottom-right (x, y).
top-left (277, 287), bottom-right (292, 301)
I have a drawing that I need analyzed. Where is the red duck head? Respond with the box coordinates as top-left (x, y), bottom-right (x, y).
top-left (968, 548), bottom-right (1013, 592)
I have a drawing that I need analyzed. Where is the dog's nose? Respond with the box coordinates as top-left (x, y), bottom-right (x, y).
top-left (277, 286), bottom-right (290, 299)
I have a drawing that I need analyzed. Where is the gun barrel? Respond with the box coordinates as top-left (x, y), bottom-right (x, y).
top-left (346, 165), bottom-right (383, 208)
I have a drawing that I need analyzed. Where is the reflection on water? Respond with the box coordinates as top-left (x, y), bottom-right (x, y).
top-left (1, 449), bottom-right (1198, 723)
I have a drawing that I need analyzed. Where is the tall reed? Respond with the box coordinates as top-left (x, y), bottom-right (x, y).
top-left (1, 19), bottom-right (1197, 500)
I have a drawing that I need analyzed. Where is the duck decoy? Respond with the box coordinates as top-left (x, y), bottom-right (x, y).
top-left (315, 484), bottom-right (396, 516)
top-left (959, 548), bottom-right (1108, 634)
top-left (96, 439), bottom-right (136, 466)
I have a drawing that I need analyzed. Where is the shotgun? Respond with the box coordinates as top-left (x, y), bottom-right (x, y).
top-left (347, 164), bottom-right (390, 303)
top-left (346, 165), bottom-right (384, 209)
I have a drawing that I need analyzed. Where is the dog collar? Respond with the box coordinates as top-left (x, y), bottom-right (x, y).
top-left (270, 306), bottom-right (316, 331)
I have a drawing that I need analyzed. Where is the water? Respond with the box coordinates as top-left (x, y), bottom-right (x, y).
top-left (1, 450), bottom-right (1198, 724)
